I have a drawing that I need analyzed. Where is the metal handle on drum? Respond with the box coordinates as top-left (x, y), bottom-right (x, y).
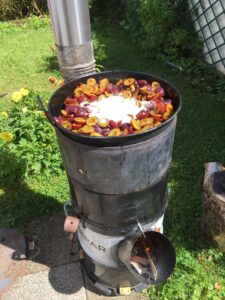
top-left (36, 95), bottom-right (57, 126)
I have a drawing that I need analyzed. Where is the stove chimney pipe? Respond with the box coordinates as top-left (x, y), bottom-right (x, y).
top-left (47, 0), bottom-right (95, 82)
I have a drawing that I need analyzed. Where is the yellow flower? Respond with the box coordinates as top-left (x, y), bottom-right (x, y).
top-left (22, 107), bottom-right (28, 113)
top-left (12, 91), bottom-right (22, 102)
top-left (0, 132), bottom-right (13, 142)
top-left (19, 88), bottom-right (29, 96)
top-left (1, 112), bottom-right (8, 118)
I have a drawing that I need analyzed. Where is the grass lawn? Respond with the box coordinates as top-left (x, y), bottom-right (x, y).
top-left (1, 17), bottom-right (225, 300)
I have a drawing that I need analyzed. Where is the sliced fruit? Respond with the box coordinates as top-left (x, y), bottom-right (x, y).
top-left (122, 128), bottom-right (129, 136)
top-left (86, 117), bottom-right (98, 126)
top-left (108, 128), bottom-right (122, 136)
top-left (147, 92), bottom-right (156, 99)
top-left (81, 125), bottom-right (94, 134)
top-left (109, 120), bottom-right (118, 129)
top-left (100, 78), bottom-right (109, 87)
top-left (72, 129), bottom-right (79, 133)
top-left (105, 91), bottom-right (112, 97)
top-left (154, 122), bottom-right (161, 127)
top-left (151, 113), bottom-right (162, 122)
top-left (124, 78), bottom-right (135, 86)
top-left (62, 121), bottom-right (72, 130)
top-left (90, 131), bottom-right (102, 137)
top-left (82, 85), bottom-right (94, 95)
top-left (140, 117), bottom-right (154, 127)
top-left (138, 79), bottom-right (148, 86)
top-left (151, 81), bottom-right (160, 90)
top-left (142, 124), bottom-right (154, 131)
top-left (61, 109), bottom-right (67, 116)
top-left (87, 78), bottom-right (96, 86)
top-left (122, 90), bottom-right (132, 98)
top-left (131, 119), bottom-right (141, 131)
top-left (74, 87), bottom-right (82, 97)
top-left (72, 123), bottom-right (82, 130)
top-left (98, 120), bottom-right (109, 128)
top-left (157, 102), bottom-right (166, 114)
top-left (135, 100), bottom-right (142, 107)
top-left (98, 94), bottom-right (106, 100)
top-left (163, 112), bottom-right (170, 120)
top-left (136, 110), bottom-right (150, 120)
top-left (166, 103), bottom-right (174, 113)
top-left (74, 117), bottom-right (86, 125)
top-left (93, 84), bottom-right (99, 94)
top-left (130, 84), bottom-right (136, 92)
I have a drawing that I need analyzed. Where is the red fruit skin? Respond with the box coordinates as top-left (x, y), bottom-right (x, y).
top-left (54, 116), bottom-right (62, 125)
top-left (117, 120), bottom-right (122, 127)
top-left (120, 123), bottom-right (130, 131)
top-left (128, 126), bottom-right (134, 134)
top-left (112, 86), bottom-right (120, 95)
top-left (88, 95), bottom-right (97, 102)
top-left (93, 124), bottom-right (103, 134)
top-left (109, 120), bottom-right (118, 129)
top-left (72, 123), bottom-right (82, 130)
top-left (138, 80), bottom-right (148, 86)
top-left (156, 87), bottom-right (165, 97)
top-left (102, 127), bottom-right (110, 136)
top-left (123, 128), bottom-right (129, 135)
top-left (79, 95), bottom-right (88, 103)
top-left (157, 102), bottom-right (166, 114)
top-left (136, 110), bottom-right (150, 120)
top-left (107, 83), bottom-right (114, 93)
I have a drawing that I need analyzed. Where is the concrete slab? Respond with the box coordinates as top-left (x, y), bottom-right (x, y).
top-left (0, 228), bottom-right (27, 296)
top-left (2, 263), bottom-right (86, 300)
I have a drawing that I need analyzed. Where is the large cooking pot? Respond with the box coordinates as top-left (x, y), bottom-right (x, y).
top-left (39, 70), bottom-right (181, 147)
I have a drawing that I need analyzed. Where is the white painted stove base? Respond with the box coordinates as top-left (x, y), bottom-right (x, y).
top-left (78, 215), bottom-right (164, 268)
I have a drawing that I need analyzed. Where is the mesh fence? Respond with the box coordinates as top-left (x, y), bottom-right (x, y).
top-left (189, 0), bottom-right (225, 74)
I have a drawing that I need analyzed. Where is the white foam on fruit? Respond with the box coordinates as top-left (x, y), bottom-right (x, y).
top-left (81, 95), bottom-right (148, 123)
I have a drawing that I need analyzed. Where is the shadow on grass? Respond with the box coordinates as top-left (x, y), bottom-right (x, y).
top-left (41, 54), bottom-right (59, 73)
top-left (0, 149), bottom-right (62, 230)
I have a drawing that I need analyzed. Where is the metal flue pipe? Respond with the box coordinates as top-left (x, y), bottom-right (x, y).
top-left (47, 0), bottom-right (95, 82)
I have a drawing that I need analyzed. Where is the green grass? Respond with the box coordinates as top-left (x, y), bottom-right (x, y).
top-left (1, 17), bottom-right (225, 299)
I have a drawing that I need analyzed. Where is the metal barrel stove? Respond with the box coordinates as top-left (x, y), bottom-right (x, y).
top-left (43, 71), bottom-right (181, 296)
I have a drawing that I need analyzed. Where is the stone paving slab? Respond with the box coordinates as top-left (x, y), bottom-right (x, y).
top-left (2, 263), bottom-right (86, 300)
top-left (0, 228), bottom-right (27, 296)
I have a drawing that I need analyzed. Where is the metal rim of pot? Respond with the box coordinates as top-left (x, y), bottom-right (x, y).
top-left (37, 70), bottom-right (182, 147)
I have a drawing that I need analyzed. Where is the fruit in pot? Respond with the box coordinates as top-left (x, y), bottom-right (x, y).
top-left (109, 120), bottom-right (118, 129)
top-left (98, 120), bottom-right (109, 128)
top-left (87, 78), bottom-right (96, 86)
top-left (86, 117), bottom-right (98, 126)
top-left (62, 121), bottom-right (72, 130)
top-left (93, 124), bottom-right (104, 134)
top-left (131, 119), bottom-right (141, 131)
top-left (136, 110), bottom-right (150, 120)
top-left (81, 125), bottom-right (94, 134)
top-left (140, 117), bottom-right (154, 127)
top-left (90, 131), bottom-right (102, 137)
top-left (108, 128), bottom-right (122, 136)
top-left (124, 78), bottom-right (135, 86)
top-left (74, 117), bottom-right (86, 125)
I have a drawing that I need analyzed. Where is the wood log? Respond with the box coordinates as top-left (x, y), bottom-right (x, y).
top-left (202, 162), bottom-right (225, 251)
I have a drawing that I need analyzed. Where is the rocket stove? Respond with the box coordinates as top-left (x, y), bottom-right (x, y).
top-left (38, 71), bottom-right (181, 296)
